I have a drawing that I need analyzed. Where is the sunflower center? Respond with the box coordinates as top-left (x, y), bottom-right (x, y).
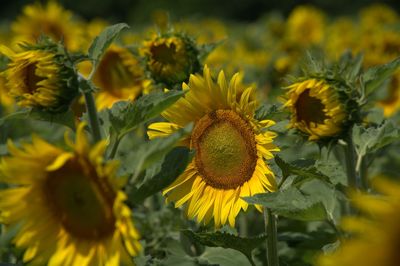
top-left (24, 63), bottom-right (44, 94)
top-left (295, 89), bottom-right (328, 125)
top-left (150, 42), bottom-right (176, 64)
top-left (96, 50), bottom-right (138, 93)
top-left (44, 159), bottom-right (116, 240)
top-left (192, 110), bottom-right (257, 190)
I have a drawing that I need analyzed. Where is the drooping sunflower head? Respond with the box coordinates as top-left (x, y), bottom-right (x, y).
top-left (284, 78), bottom-right (349, 141)
top-left (148, 66), bottom-right (279, 228)
top-left (318, 178), bottom-right (400, 266)
top-left (141, 33), bottom-right (201, 86)
top-left (79, 44), bottom-right (151, 110)
top-left (0, 42), bottom-right (78, 112)
top-left (286, 5), bottom-right (326, 46)
top-left (11, 1), bottom-right (84, 51)
top-left (0, 123), bottom-right (141, 265)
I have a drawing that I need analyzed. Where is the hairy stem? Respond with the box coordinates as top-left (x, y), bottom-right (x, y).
top-left (264, 208), bottom-right (279, 266)
top-left (343, 134), bottom-right (358, 189)
top-left (83, 91), bottom-right (102, 143)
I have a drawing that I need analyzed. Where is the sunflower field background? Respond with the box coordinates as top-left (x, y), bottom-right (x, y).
top-left (0, 0), bottom-right (400, 265)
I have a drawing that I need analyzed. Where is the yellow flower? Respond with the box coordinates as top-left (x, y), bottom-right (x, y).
top-left (324, 18), bottom-right (358, 60)
top-left (286, 5), bottom-right (326, 46)
top-left (284, 79), bottom-right (347, 141)
top-left (359, 4), bottom-right (398, 29)
top-left (141, 35), bottom-right (200, 86)
top-left (0, 75), bottom-right (14, 111)
top-left (0, 123), bottom-right (141, 266)
top-left (359, 28), bottom-right (400, 67)
top-left (318, 178), bottom-right (400, 266)
top-left (11, 1), bottom-right (84, 51)
top-left (378, 72), bottom-right (400, 117)
top-left (147, 66), bottom-right (279, 227)
top-left (79, 44), bottom-right (151, 110)
top-left (0, 45), bottom-right (77, 112)
top-left (174, 18), bottom-right (228, 45)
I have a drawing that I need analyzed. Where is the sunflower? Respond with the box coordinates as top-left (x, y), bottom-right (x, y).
top-left (11, 1), bottom-right (84, 51)
top-left (284, 79), bottom-right (347, 141)
top-left (324, 18), bottom-right (358, 60)
top-left (318, 178), bottom-right (400, 266)
top-left (0, 74), bottom-right (13, 111)
top-left (141, 34), bottom-right (200, 86)
top-left (0, 123), bottom-right (141, 265)
top-left (79, 45), bottom-right (151, 110)
top-left (0, 44), bottom-right (77, 112)
top-left (378, 72), bottom-right (400, 117)
top-left (359, 4), bottom-right (398, 30)
top-left (147, 66), bottom-right (278, 227)
top-left (286, 5), bottom-right (326, 47)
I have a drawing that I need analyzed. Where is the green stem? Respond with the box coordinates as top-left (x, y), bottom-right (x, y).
top-left (343, 134), bottom-right (358, 189)
top-left (83, 91), bottom-right (102, 143)
top-left (359, 156), bottom-right (369, 190)
top-left (239, 214), bottom-right (248, 237)
top-left (264, 208), bottom-right (279, 266)
top-left (108, 137), bottom-right (121, 159)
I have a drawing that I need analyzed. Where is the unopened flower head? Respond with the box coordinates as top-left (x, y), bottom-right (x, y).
top-left (0, 42), bottom-right (78, 112)
top-left (141, 34), bottom-right (200, 86)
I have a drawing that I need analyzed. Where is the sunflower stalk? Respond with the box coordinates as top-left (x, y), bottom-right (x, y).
top-left (343, 133), bottom-right (358, 189)
top-left (83, 91), bottom-right (102, 143)
top-left (264, 207), bottom-right (279, 266)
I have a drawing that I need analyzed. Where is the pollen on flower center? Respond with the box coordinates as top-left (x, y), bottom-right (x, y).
top-left (150, 42), bottom-right (176, 64)
top-left (192, 110), bottom-right (257, 190)
top-left (44, 159), bottom-right (116, 240)
top-left (24, 63), bottom-right (44, 93)
top-left (295, 89), bottom-right (328, 125)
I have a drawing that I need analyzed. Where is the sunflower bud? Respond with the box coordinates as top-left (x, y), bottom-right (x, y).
top-left (140, 33), bottom-right (201, 87)
top-left (0, 41), bottom-right (78, 112)
top-left (284, 78), bottom-right (354, 141)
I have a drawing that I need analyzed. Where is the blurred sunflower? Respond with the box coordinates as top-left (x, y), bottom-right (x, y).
top-left (318, 178), bottom-right (400, 266)
top-left (79, 44), bottom-right (151, 110)
top-left (0, 75), bottom-right (13, 111)
top-left (378, 72), bottom-right (400, 117)
top-left (284, 79), bottom-right (347, 140)
top-left (148, 66), bottom-right (278, 227)
top-left (324, 18), bottom-right (358, 60)
top-left (0, 44), bottom-right (77, 112)
top-left (360, 28), bottom-right (400, 67)
top-left (11, 1), bottom-right (84, 51)
top-left (141, 34), bottom-right (200, 86)
top-left (286, 5), bottom-right (326, 47)
top-left (0, 123), bottom-right (141, 265)
top-left (359, 4), bottom-right (399, 29)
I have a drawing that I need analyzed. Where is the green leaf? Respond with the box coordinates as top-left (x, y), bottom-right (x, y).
top-left (182, 230), bottom-right (265, 266)
top-left (199, 247), bottom-right (252, 266)
top-left (88, 23), bottom-right (129, 75)
top-left (275, 155), bottom-right (331, 187)
top-left (198, 40), bottom-right (224, 62)
top-left (255, 104), bottom-right (284, 121)
top-left (109, 90), bottom-right (185, 138)
top-left (0, 108), bottom-right (75, 130)
top-left (244, 187), bottom-right (327, 221)
top-left (363, 57), bottom-right (400, 96)
top-left (128, 147), bottom-right (193, 204)
top-left (121, 124), bottom-right (192, 180)
top-left (353, 121), bottom-right (400, 158)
